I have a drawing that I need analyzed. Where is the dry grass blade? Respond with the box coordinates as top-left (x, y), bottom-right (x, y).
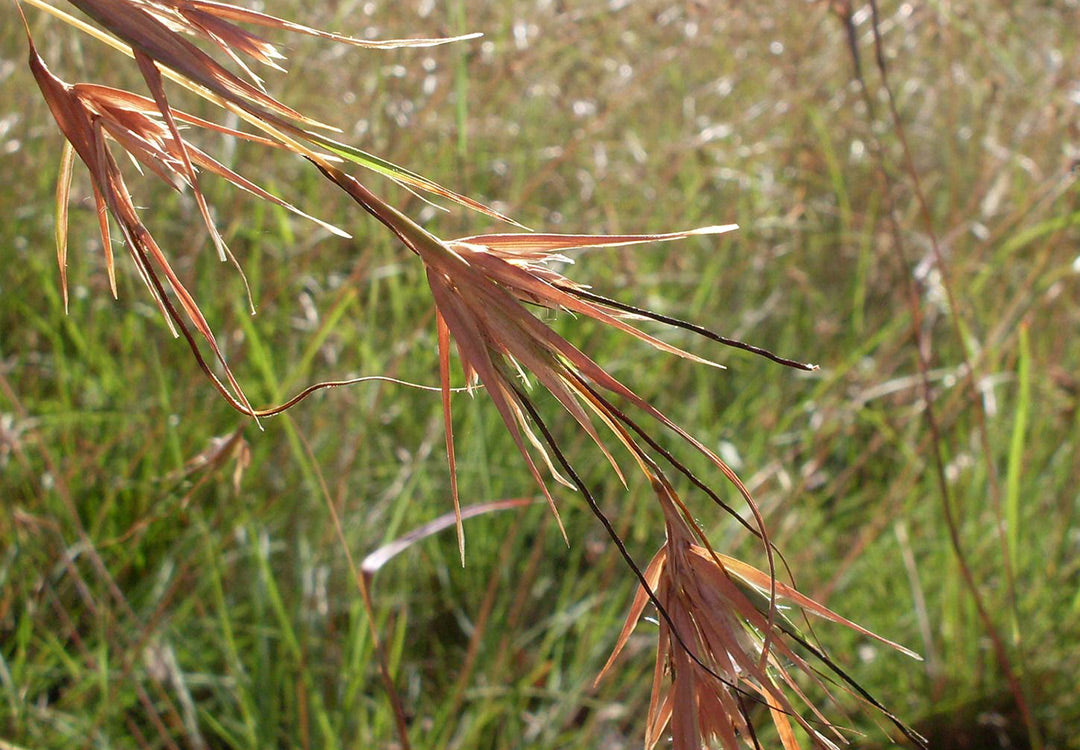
top-left (353, 497), bottom-right (536, 748)
top-left (360, 498), bottom-right (536, 578)
top-left (54, 141), bottom-right (76, 311)
top-left (152, 0), bottom-right (482, 53)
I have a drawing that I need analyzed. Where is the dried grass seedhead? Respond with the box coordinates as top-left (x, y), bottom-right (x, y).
top-left (597, 475), bottom-right (926, 750)
top-left (320, 167), bottom-right (783, 559)
top-left (75, 0), bottom-right (481, 90)
top-left (22, 23), bottom-right (259, 415)
top-left (19, 3), bottom-right (929, 747)
top-left (18, 0), bottom-right (488, 417)
top-left (20, 5), bottom-right (359, 417)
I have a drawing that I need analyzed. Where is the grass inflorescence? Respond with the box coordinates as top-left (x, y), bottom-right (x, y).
top-left (1, 1), bottom-right (1078, 748)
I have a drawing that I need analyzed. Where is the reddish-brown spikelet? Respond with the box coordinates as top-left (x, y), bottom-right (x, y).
top-left (319, 164), bottom-right (757, 559)
top-left (54, 0), bottom-right (510, 224)
top-left (22, 25), bottom-right (270, 416)
top-left (19, 1), bottom-right (369, 415)
top-left (597, 474), bottom-right (924, 750)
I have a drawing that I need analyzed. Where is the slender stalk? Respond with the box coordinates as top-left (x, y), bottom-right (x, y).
top-left (838, 2), bottom-right (1036, 743)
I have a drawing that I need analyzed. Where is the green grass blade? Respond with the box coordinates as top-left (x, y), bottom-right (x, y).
top-left (1005, 323), bottom-right (1031, 573)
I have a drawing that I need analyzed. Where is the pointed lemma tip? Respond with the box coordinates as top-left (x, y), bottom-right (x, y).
top-left (693, 223), bottom-right (739, 235)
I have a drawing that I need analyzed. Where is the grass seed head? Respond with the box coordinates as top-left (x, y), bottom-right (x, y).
top-left (598, 475), bottom-right (925, 750)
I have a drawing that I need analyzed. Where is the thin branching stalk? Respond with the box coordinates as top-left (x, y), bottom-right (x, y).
top-left (834, 2), bottom-right (1037, 742)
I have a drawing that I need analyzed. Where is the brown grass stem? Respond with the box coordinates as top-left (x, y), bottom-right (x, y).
top-left (837, 1), bottom-right (1037, 742)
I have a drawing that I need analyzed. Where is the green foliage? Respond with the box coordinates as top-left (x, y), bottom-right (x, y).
top-left (2, 1), bottom-right (1078, 748)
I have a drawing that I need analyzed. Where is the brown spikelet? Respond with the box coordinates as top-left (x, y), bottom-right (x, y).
top-left (21, 0), bottom-right (512, 419)
top-left (597, 474), bottom-right (927, 750)
top-left (23, 23), bottom-right (257, 417)
top-left (55, 0), bottom-right (511, 223)
top-left (316, 163), bottom-right (809, 560)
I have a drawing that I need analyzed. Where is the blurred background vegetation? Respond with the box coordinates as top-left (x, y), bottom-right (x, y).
top-left (1, 1), bottom-right (1078, 748)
